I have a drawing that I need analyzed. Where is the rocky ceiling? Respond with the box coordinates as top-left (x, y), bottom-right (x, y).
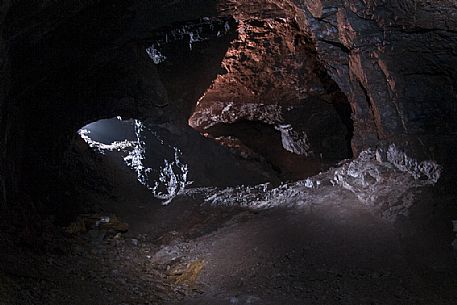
top-left (1, 0), bottom-right (456, 210)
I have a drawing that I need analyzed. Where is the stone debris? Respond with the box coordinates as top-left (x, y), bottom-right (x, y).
top-left (167, 260), bottom-right (205, 287)
top-left (333, 144), bottom-right (441, 211)
top-left (385, 144), bottom-right (441, 183)
top-left (189, 102), bottom-right (284, 130)
top-left (332, 144), bottom-right (441, 219)
top-left (189, 177), bottom-right (327, 209)
top-left (146, 44), bottom-right (167, 64)
top-left (185, 143), bottom-right (441, 220)
top-left (65, 214), bottom-right (128, 236)
top-left (275, 124), bottom-right (313, 157)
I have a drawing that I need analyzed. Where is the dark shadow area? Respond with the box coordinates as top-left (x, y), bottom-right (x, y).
top-left (149, 17), bottom-right (238, 119)
top-left (1, 0), bottom-right (222, 211)
top-left (206, 120), bottom-right (324, 181)
top-left (332, 93), bottom-right (355, 155)
top-left (202, 95), bottom-right (354, 182)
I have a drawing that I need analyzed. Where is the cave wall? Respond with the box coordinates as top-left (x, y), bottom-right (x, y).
top-left (189, 0), bottom-right (353, 166)
top-left (1, 0), bottom-right (456, 209)
top-left (0, 0), bottom-right (221, 207)
top-left (293, 0), bottom-right (457, 165)
top-left (208, 0), bottom-right (457, 168)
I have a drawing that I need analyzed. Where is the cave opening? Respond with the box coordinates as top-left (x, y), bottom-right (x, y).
top-left (77, 90), bottom-right (354, 204)
top-left (79, 118), bottom-right (138, 146)
top-left (77, 117), bottom-right (190, 205)
top-left (67, 6), bottom-right (358, 206)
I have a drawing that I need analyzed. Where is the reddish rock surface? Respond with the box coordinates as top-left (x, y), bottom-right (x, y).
top-left (294, 0), bottom-right (457, 162)
top-left (189, 0), bottom-right (352, 176)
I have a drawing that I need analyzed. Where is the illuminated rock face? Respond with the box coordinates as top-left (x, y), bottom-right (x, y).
top-left (189, 0), bottom-right (457, 180)
top-left (198, 143), bottom-right (441, 221)
top-left (189, 3), bottom-right (353, 174)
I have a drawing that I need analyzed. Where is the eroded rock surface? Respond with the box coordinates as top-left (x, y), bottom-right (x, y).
top-left (2, 0), bottom-right (456, 207)
top-left (188, 1), bottom-right (353, 178)
top-left (294, 0), bottom-right (457, 163)
top-left (185, 142), bottom-right (441, 221)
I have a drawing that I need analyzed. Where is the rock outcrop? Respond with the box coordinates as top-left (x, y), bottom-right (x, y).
top-left (293, 0), bottom-right (457, 165)
top-left (189, 1), bottom-right (353, 176)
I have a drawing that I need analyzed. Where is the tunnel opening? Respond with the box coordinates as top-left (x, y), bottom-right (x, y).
top-left (77, 117), bottom-right (189, 205)
top-left (76, 116), bottom-right (283, 207)
top-left (68, 12), bottom-right (355, 197)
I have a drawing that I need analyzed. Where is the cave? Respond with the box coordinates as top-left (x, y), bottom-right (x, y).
top-left (1, 1), bottom-right (457, 304)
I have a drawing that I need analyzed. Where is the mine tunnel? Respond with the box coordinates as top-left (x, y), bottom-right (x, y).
top-left (1, 1), bottom-right (457, 304)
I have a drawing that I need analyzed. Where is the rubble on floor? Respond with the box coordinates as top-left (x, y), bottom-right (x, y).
top-left (184, 144), bottom-right (441, 221)
top-left (65, 214), bottom-right (129, 241)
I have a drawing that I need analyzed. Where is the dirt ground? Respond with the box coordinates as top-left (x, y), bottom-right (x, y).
top-left (1, 152), bottom-right (457, 305)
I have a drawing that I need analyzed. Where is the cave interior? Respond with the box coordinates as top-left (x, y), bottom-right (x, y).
top-left (1, 0), bottom-right (457, 304)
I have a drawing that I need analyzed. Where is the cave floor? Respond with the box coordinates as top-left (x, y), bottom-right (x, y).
top-left (1, 155), bottom-right (457, 305)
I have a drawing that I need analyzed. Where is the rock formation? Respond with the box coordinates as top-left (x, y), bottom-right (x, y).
top-left (0, 0), bottom-right (456, 215)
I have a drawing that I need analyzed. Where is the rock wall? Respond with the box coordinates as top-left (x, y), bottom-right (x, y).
top-left (0, 0), bottom-right (13, 205)
top-left (293, 0), bottom-right (457, 165)
top-left (205, 0), bottom-right (457, 168)
top-left (190, 0), bottom-right (353, 167)
top-left (0, 0), bottom-right (221, 207)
